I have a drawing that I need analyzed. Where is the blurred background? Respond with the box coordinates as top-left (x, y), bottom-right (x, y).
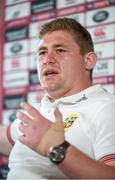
top-left (0, 0), bottom-right (115, 178)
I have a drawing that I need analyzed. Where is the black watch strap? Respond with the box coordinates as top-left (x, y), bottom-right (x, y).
top-left (61, 141), bottom-right (70, 149)
top-left (49, 141), bottom-right (70, 164)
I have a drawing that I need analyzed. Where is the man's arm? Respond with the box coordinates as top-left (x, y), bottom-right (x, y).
top-left (18, 102), bottom-right (115, 179)
top-left (0, 125), bottom-right (13, 156)
top-left (58, 145), bottom-right (115, 179)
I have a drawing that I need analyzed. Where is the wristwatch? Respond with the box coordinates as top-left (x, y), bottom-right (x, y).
top-left (49, 141), bottom-right (70, 164)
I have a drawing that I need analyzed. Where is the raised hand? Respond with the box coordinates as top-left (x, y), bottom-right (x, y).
top-left (18, 102), bottom-right (51, 151)
top-left (18, 102), bottom-right (65, 156)
top-left (36, 107), bottom-right (65, 156)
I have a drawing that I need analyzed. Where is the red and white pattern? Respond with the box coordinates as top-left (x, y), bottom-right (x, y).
top-left (99, 154), bottom-right (115, 163)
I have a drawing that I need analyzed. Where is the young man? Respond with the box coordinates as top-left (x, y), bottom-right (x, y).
top-left (0, 18), bottom-right (115, 179)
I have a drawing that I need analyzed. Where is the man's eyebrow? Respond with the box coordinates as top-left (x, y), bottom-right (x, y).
top-left (38, 46), bottom-right (47, 51)
top-left (38, 44), bottom-right (66, 52)
top-left (53, 44), bottom-right (65, 48)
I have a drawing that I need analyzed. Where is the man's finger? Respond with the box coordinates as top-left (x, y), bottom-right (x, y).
top-left (16, 111), bottom-right (32, 124)
top-left (19, 122), bottom-right (28, 134)
top-left (54, 108), bottom-right (64, 129)
top-left (20, 102), bottom-right (42, 120)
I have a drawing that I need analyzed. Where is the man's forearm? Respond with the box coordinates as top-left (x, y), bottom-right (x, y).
top-left (59, 145), bottom-right (115, 179)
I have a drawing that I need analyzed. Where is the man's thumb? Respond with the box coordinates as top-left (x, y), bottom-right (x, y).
top-left (54, 107), bottom-right (64, 128)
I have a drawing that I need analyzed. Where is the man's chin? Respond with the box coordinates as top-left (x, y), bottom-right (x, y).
top-left (42, 84), bottom-right (59, 93)
top-left (41, 80), bottom-right (62, 93)
top-left (43, 86), bottom-right (56, 92)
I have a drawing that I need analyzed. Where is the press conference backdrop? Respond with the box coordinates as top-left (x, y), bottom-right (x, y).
top-left (0, 0), bottom-right (115, 178)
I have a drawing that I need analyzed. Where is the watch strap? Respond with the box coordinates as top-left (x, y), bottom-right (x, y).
top-left (49, 140), bottom-right (70, 164)
top-left (61, 141), bottom-right (70, 149)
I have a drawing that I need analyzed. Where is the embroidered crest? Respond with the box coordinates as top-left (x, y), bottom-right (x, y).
top-left (64, 113), bottom-right (78, 131)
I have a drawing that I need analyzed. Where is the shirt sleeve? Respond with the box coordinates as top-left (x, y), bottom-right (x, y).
top-left (8, 118), bottom-right (22, 144)
top-left (94, 101), bottom-right (115, 160)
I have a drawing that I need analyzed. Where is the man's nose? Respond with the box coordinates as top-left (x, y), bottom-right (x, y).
top-left (43, 52), bottom-right (56, 65)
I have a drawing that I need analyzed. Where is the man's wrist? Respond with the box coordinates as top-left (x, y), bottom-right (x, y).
top-left (48, 141), bottom-right (70, 165)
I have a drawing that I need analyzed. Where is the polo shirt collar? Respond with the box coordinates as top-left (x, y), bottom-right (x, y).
top-left (41, 84), bottom-right (103, 108)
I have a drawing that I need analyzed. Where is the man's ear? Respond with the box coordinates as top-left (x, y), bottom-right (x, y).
top-left (85, 52), bottom-right (97, 70)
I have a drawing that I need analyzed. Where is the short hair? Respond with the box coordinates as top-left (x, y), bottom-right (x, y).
top-left (39, 17), bottom-right (94, 80)
top-left (39, 17), bottom-right (94, 55)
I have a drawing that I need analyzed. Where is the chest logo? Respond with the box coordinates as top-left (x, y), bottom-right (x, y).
top-left (64, 113), bottom-right (78, 131)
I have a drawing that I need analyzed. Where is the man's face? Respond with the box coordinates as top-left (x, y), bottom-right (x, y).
top-left (37, 30), bottom-right (88, 99)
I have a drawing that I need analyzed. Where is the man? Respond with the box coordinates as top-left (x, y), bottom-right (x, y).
top-left (0, 17), bottom-right (115, 179)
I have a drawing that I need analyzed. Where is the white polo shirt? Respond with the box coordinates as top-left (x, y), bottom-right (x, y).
top-left (7, 85), bottom-right (115, 179)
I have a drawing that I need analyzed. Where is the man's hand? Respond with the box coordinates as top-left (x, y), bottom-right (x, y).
top-left (18, 102), bottom-right (65, 156)
top-left (18, 102), bottom-right (51, 151)
top-left (36, 107), bottom-right (65, 156)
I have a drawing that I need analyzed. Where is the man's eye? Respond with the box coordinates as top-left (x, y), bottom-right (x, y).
top-left (39, 51), bottom-right (47, 56)
top-left (57, 49), bottom-right (66, 53)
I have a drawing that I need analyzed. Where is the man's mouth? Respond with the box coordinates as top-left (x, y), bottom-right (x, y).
top-left (43, 69), bottom-right (59, 77)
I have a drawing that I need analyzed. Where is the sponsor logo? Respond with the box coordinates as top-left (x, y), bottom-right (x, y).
top-left (76, 94), bottom-right (87, 103)
top-left (94, 27), bottom-right (106, 39)
top-left (4, 95), bottom-right (27, 109)
top-left (5, 26), bottom-right (28, 41)
top-left (29, 70), bottom-right (39, 84)
top-left (9, 112), bottom-right (17, 122)
top-left (13, 11), bottom-right (20, 19)
top-left (31, 0), bottom-right (56, 14)
top-left (93, 10), bottom-right (109, 22)
top-left (11, 59), bottom-right (20, 67)
top-left (64, 113), bottom-right (78, 131)
top-left (95, 62), bottom-right (108, 70)
top-left (10, 44), bottom-right (23, 53)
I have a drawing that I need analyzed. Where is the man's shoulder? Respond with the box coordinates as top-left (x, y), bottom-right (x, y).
top-left (89, 85), bottom-right (115, 103)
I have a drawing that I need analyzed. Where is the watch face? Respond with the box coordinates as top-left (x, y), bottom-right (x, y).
top-left (49, 146), bottom-right (65, 164)
top-left (49, 141), bottom-right (70, 164)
